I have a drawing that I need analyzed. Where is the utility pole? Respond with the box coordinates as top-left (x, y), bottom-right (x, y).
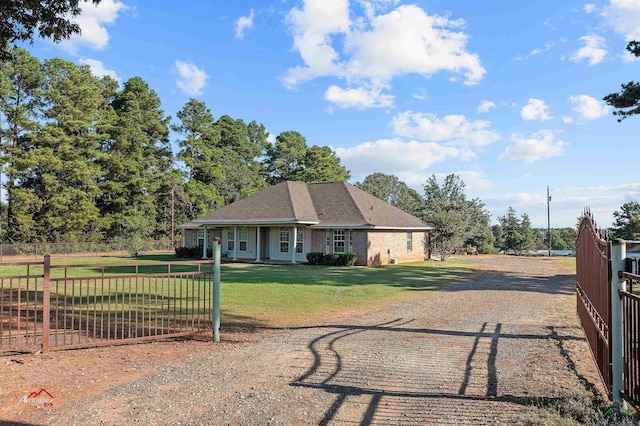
top-left (547, 186), bottom-right (551, 257)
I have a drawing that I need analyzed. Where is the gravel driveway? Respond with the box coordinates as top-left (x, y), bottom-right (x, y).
top-left (1, 255), bottom-right (604, 425)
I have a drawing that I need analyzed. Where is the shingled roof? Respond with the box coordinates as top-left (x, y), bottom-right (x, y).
top-left (185, 181), bottom-right (430, 230)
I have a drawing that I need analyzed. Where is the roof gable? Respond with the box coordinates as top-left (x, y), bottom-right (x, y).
top-left (185, 181), bottom-right (430, 230)
top-left (192, 181), bottom-right (319, 225)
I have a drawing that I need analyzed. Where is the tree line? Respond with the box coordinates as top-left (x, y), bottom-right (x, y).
top-left (0, 48), bottom-right (350, 243)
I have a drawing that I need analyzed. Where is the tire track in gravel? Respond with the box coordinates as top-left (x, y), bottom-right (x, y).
top-left (11, 255), bottom-right (601, 425)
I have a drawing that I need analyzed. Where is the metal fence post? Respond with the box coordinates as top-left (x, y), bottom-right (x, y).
top-left (611, 238), bottom-right (626, 406)
top-left (42, 255), bottom-right (51, 353)
top-left (213, 238), bottom-right (221, 342)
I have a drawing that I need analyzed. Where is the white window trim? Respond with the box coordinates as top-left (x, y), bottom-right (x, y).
top-left (407, 232), bottom-right (413, 252)
top-left (280, 227), bottom-right (290, 253)
top-left (238, 227), bottom-right (248, 252)
top-left (227, 229), bottom-right (234, 252)
top-left (333, 230), bottom-right (346, 254)
top-left (296, 228), bottom-right (304, 253)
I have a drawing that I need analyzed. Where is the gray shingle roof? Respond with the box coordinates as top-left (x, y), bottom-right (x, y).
top-left (182, 181), bottom-right (430, 230)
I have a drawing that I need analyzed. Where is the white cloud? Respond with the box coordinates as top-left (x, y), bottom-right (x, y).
top-left (60, 0), bottom-right (127, 54)
top-left (392, 111), bottom-right (500, 149)
top-left (477, 100), bottom-right (496, 113)
top-left (412, 87), bottom-right (427, 100)
top-left (622, 49), bottom-right (640, 62)
top-left (521, 98), bottom-right (553, 121)
top-left (569, 94), bottom-right (611, 119)
top-left (530, 41), bottom-right (554, 56)
top-left (604, 0), bottom-right (640, 40)
top-left (324, 85), bottom-right (394, 109)
top-left (335, 138), bottom-right (459, 180)
top-left (175, 61), bottom-right (209, 96)
top-left (584, 4), bottom-right (596, 13)
top-left (235, 9), bottom-right (255, 39)
top-left (499, 129), bottom-right (567, 163)
top-left (78, 58), bottom-right (121, 83)
top-left (562, 116), bottom-right (574, 123)
top-left (432, 171), bottom-right (494, 191)
top-left (266, 132), bottom-right (276, 145)
top-left (283, 2), bottom-right (485, 106)
top-left (355, 0), bottom-right (400, 20)
top-left (570, 35), bottom-right (607, 66)
top-left (283, 0), bottom-right (351, 88)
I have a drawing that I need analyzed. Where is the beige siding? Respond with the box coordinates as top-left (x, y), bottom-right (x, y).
top-left (366, 231), bottom-right (427, 265)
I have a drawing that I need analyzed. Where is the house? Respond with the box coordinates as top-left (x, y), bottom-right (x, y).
top-left (178, 181), bottom-right (432, 266)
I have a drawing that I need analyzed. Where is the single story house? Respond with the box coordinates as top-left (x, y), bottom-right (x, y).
top-left (178, 181), bottom-right (432, 266)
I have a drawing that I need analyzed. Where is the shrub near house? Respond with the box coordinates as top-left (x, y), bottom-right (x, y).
top-left (307, 252), bottom-right (358, 266)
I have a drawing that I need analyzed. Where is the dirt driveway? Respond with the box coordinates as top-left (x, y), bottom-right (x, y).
top-left (0, 255), bottom-right (604, 425)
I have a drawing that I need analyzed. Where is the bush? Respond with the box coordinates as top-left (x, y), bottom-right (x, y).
top-left (306, 252), bottom-right (324, 265)
top-left (306, 252), bottom-right (358, 266)
top-left (175, 246), bottom-right (204, 258)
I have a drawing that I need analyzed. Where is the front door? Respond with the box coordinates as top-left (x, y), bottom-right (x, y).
top-left (261, 227), bottom-right (270, 259)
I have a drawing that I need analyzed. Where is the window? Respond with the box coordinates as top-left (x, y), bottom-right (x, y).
top-left (280, 228), bottom-right (289, 253)
top-left (296, 229), bottom-right (304, 253)
top-left (326, 230), bottom-right (331, 253)
top-left (238, 228), bottom-right (248, 251)
top-left (227, 229), bottom-right (235, 252)
top-left (196, 229), bottom-right (205, 247)
top-left (349, 231), bottom-right (353, 252)
top-left (333, 230), bottom-right (346, 253)
top-left (407, 232), bottom-right (413, 251)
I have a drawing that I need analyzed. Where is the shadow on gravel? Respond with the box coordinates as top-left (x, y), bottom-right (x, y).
top-left (446, 270), bottom-right (575, 295)
top-left (286, 318), bottom-right (596, 425)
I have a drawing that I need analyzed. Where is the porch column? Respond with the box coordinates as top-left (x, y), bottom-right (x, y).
top-left (202, 227), bottom-right (208, 259)
top-left (255, 226), bottom-right (261, 262)
top-left (291, 226), bottom-right (298, 264)
top-left (233, 226), bottom-right (238, 260)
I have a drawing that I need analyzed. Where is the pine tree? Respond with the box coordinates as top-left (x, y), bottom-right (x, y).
top-left (0, 48), bottom-right (43, 242)
top-left (172, 98), bottom-right (223, 219)
top-left (97, 76), bottom-right (171, 241)
top-left (22, 58), bottom-right (113, 242)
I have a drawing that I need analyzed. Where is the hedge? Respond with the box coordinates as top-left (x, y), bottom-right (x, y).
top-left (306, 252), bottom-right (358, 266)
top-left (175, 246), bottom-right (212, 258)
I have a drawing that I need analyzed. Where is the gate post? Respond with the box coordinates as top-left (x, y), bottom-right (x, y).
top-left (42, 255), bottom-right (51, 353)
top-left (213, 238), bottom-right (221, 342)
top-left (611, 239), bottom-right (626, 406)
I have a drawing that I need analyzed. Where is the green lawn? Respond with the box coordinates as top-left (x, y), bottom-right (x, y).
top-left (0, 255), bottom-right (476, 328)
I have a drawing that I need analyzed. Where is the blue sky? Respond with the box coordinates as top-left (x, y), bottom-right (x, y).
top-left (20, 0), bottom-right (640, 228)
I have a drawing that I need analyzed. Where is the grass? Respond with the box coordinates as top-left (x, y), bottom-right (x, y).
top-left (0, 255), bottom-right (476, 328)
top-left (218, 260), bottom-right (475, 326)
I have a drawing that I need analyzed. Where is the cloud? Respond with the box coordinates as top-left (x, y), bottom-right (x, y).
top-left (603, 0), bottom-right (640, 40)
top-left (521, 98), bottom-right (552, 121)
top-left (530, 41), bottom-right (554, 56)
top-left (392, 111), bottom-right (500, 149)
top-left (324, 85), bottom-right (394, 109)
top-left (570, 35), bottom-right (607, 65)
top-left (60, 0), bottom-right (127, 54)
top-left (283, 2), bottom-right (485, 107)
top-left (477, 100), bottom-right (496, 113)
top-left (235, 9), bottom-right (255, 39)
top-left (499, 129), bottom-right (567, 163)
top-left (584, 3), bottom-right (596, 13)
top-left (266, 132), bottom-right (276, 144)
top-left (412, 87), bottom-right (427, 100)
top-left (175, 61), bottom-right (208, 96)
top-left (569, 94), bottom-right (611, 119)
top-left (78, 58), bottom-right (121, 83)
top-left (335, 138), bottom-right (459, 180)
top-left (562, 116), bottom-right (574, 123)
top-left (432, 171), bottom-right (494, 191)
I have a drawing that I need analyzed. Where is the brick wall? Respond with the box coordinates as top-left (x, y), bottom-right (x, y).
top-left (366, 231), bottom-right (427, 265)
